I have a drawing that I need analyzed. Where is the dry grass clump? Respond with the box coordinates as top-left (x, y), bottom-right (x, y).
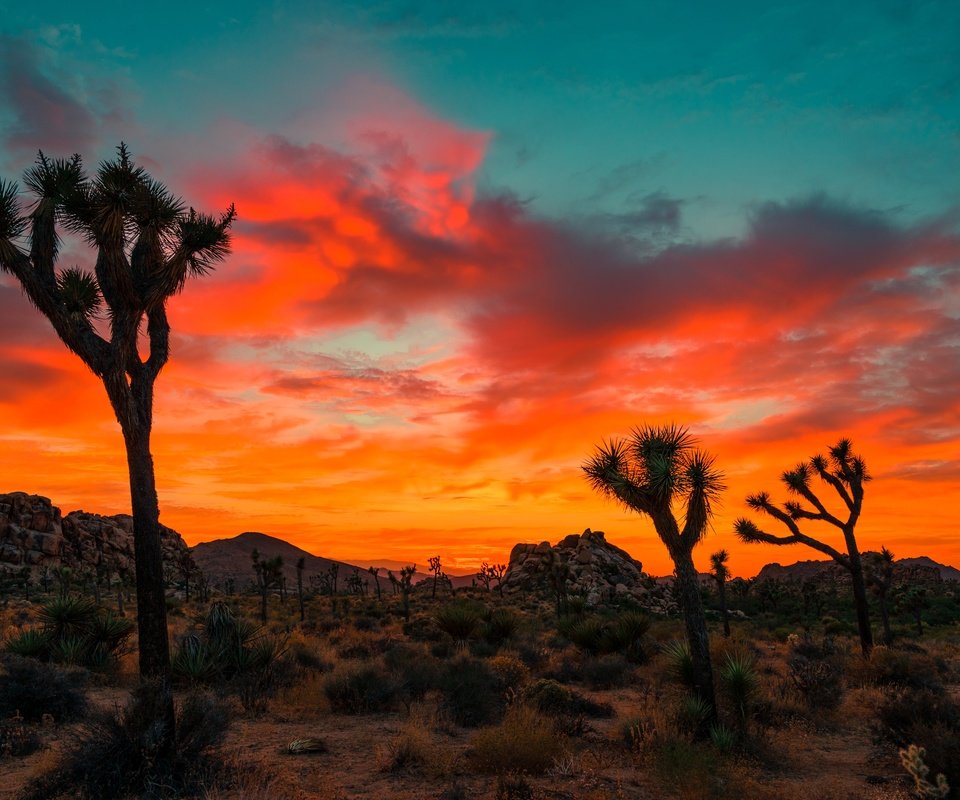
top-left (378, 708), bottom-right (459, 776)
top-left (469, 705), bottom-right (566, 774)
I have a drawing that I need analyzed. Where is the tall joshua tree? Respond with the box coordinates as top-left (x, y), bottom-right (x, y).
top-left (584, 424), bottom-right (724, 724)
top-left (734, 438), bottom-right (874, 655)
top-left (710, 549), bottom-right (731, 638)
top-left (0, 146), bottom-right (235, 742)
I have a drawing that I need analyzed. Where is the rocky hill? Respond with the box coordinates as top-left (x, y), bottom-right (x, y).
top-left (0, 491), bottom-right (191, 580)
top-left (191, 531), bottom-right (474, 593)
top-left (755, 553), bottom-right (953, 584)
top-left (502, 528), bottom-right (676, 613)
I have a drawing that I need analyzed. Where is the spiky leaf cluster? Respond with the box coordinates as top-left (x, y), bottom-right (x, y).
top-left (583, 423), bottom-right (725, 551)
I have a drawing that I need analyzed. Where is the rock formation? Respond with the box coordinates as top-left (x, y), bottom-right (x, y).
top-left (502, 528), bottom-right (676, 612)
top-left (0, 491), bottom-right (192, 581)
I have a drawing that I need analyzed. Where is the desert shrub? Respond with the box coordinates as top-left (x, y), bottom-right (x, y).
top-left (558, 615), bottom-right (605, 654)
top-left (440, 656), bottom-right (503, 727)
top-left (482, 609), bottom-right (520, 645)
top-left (582, 653), bottom-right (631, 689)
top-left (286, 637), bottom-right (330, 672)
top-left (434, 601), bottom-right (484, 646)
top-left (522, 678), bottom-right (613, 719)
top-left (677, 694), bottom-right (713, 737)
top-left (602, 610), bottom-right (652, 662)
top-left (384, 645), bottom-right (443, 709)
top-left (21, 685), bottom-right (229, 800)
top-left (5, 597), bottom-right (133, 670)
top-left (0, 654), bottom-right (88, 723)
top-left (848, 646), bottom-right (942, 691)
top-left (352, 615), bottom-right (379, 632)
top-left (171, 602), bottom-right (288, 710)
top-left (488, 654), bottom-right (530, 692)
top-left (873, 687), bottom-right (960, 792)
top-left (0, 711), bottom-right (41, 758)
top-left (495, 773), bottom-right (535, 800)
top-left (785, 635), bottom-right (844, 711)
top-left (324, 662), bottom-right (397, 714)
top-left (403, 615), bottom-right (442, 642)
top-left (470, 706), bottom-right (566, 774)
top-left (651, 737), bottom-right (724, 798)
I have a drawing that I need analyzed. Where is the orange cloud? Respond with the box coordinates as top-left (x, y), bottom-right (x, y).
top-left (1, 79), bottom-right (959, 577)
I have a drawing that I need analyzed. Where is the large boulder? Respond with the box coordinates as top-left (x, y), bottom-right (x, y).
top-left (0, 491), bottom-right (192, 581)
top-left (501, 528), bottom-right (673, 611)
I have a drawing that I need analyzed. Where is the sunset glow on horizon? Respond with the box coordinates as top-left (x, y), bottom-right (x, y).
top-left (1, 3), bottom-right (958, 577)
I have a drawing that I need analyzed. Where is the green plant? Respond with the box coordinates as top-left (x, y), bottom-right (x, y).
top-left (434, 601), bottom-right (483, 647)
top-left (720, 651), bottom-right (759, 725)
top-left (662, 639), bottom-right (696, 688)
top-left (482, 609), bottom-right (519, 645)
top-left (677, 694), bottom-right (713, 737)
top-left (709, 721), bottom-right (737, 753)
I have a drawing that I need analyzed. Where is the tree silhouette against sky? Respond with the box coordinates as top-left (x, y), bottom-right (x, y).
top-left (584, 424), bottom-right (724, 727)
top-left (0, 145), bottom-right (235, 747)
top-left (734, 438), bottom-right (874, 655)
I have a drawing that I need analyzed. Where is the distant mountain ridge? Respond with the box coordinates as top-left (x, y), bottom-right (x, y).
top-left (755, 553), bottom-right (960, 583)
top-left (191, 531), bottom-right (475, 591)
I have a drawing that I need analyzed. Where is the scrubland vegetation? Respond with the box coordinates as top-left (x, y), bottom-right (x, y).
top-left (2, 571), bottom-right (959, 800)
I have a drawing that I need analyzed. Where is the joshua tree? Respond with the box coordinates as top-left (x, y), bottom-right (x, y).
top-left (865, 546), bottom-right (896, 645)
top-left (296, 557), bottom-right (306, 622)
top-left (584, 424), bottom-right (723, 723)
top-left (897, 585), bottom-right (928, 637)
top-left (398, 564), bottom-right (416, 620)
top-left (428, 555), bottom-right (443, 599)
top-left (252, 549), bottom-right (283, 623)
top-left (734, 438), bottom-right (874, 655)
top-left (710, 549), bottom-right (731, 638)
top-left (0, 146), bottom-right (234, 743)
top-left (367, 566), bottom-right (382, 601)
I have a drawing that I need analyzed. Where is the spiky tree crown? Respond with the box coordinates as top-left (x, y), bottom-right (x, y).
top-left (583, 424), bottom-right (725, 552)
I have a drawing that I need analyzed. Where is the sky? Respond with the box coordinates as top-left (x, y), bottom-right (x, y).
top-left (0, 1), bottom-right (958, 577)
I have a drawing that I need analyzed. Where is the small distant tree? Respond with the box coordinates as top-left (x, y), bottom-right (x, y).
top-left (387, 570), bottom-right (399, 596)
top-left (428, 556), bottom-right (443, 599)
top-left (542, 548), bottom-right (571, 616)
top-left (398, 564), bottom-right (416, 620)
top-left (710, 550), bottom-right (731, 638)
top-left (252, 549), bottom-right (283, 623)
top-left (585, 424), bottom-right (723, 727)
top-left (328, 563), bottom-right (339, 595)
top-left (368, 566), bottom-right (382, 601)
top-left (476, 562), bottom-right (493, 592)
top-left (18, 566), bottom-right (32, 602)
top-left (897, 585), bottom-right (929, 637)
top-left (734, 438), bottom-right (874, 655)
top-left (865, 547), bottom-right (896, 645)
top-left (491, 563), bottom-right (507, 597)
top-left (346, 570), bottom-right (365, 596)
top-left (296, 557), bottom-right (306, 622)
top-left (53, 565), bottom-right (73, 598)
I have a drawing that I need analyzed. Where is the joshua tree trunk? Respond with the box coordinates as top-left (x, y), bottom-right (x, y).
top-left (672, 546), bottom-right (716, 718)
top-left (878, 594), bottom-right (892, 645)
top-left (846, 546), bottom-right (874, 656)
top-left (718, 579), bottom-right (730, 637)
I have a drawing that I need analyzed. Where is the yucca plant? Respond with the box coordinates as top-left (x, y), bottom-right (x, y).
top-left (661, 639), bottom-right (696, 689)
top-left (4, 628), bottom-right (49, 659)
top-left (434, 601), bottom-right (483, 647)
top-left (482, 608), bottom-right (519, 645)
top-left (720, 651), bottom-right (759, 729)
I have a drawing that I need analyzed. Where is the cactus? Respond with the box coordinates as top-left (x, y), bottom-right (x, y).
top-left (900, 744), bottom-right (950, 799)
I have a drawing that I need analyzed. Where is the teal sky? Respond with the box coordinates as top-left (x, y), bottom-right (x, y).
top-left (2, 1), bottom-right (958, 238)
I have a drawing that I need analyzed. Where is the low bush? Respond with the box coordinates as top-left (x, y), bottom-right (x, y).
top-left (582, 653), bottom-right (631, 689)
top-left (440, 656), bottom-right (504, 727)
top-left (470, 706), bottom-right (566, 774)
top-left (21, 685), bottom-right (229, 800)
top-left (873, 687), bottom-right (960, 792)
top-left (0, 654), bottom-right (88, 723)
top-left (324, 662), bottom-right (397, 714)
top-left (522, 678), bottom-right (613, 719)
top-left (434, 601), bottom-right (484, 646)
top-left (482, 609), bottom-right (520, 645)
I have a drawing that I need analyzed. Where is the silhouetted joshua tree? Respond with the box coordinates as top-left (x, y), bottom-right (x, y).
top-left (296, 557), bottom-right (306, 622)
top-left (0, 145), bottom-right (234, 748)
top-left (584, 424), bottom-right (723, 727)
top-left (865, 546), bottom-right (895, 645)
top-left (428, 555), bottom-right (443, 599)
top-left (368, 566), bottom-right (382, 601)
top-left (734, 438), bottom-right (874, 655)
top-left (710, 549), bottom-right (731, 638)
